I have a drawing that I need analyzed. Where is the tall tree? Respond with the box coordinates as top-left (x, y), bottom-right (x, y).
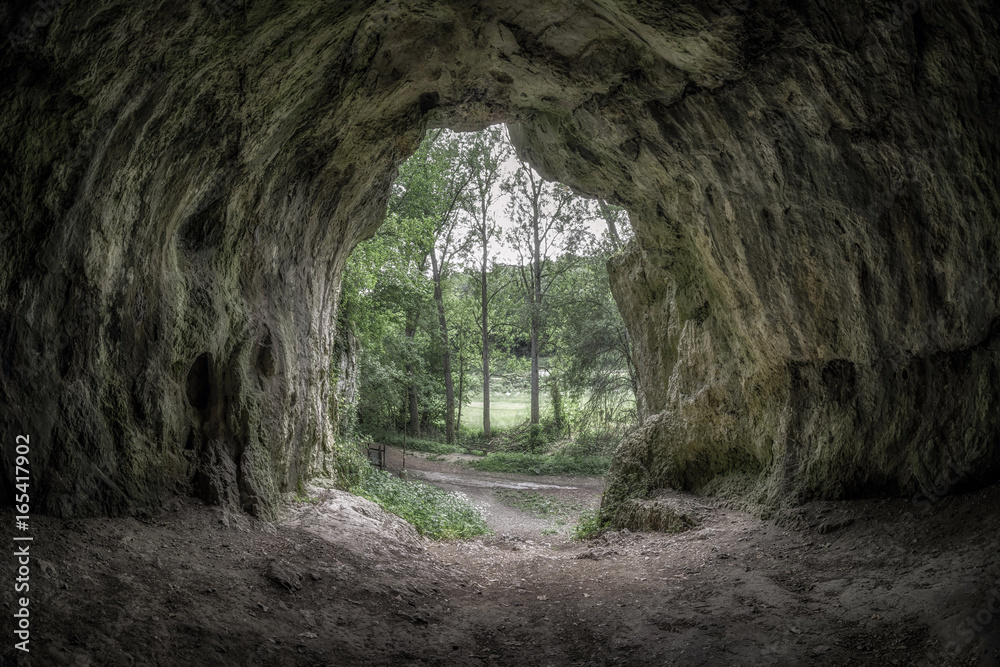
top-left (462, 126), bottom-right (512, 438)
top-left (506, 163), bottom-right (595, 425)
top-left (392, 130), bottom-right (475, 444)
top-left (597, 198), bottom-right (628, 252)
top-left (550, 202), bottom-right (639, 428)
top-left (343, 211), bottom-right (435, 431)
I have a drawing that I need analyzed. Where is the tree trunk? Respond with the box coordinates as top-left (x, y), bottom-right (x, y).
top-left (403, 255), bottom-right (428, 437)
top-left (599, 198), bottom-right (624, 251)
top-left (530, 190), bottom-right (543, 425)
top-left (430, 250), bottom-right (456, 445)
top-left (457, 344), bottom-right (465, 434)
top-left (481, 240), bottom-right (491, 438)
top-left (404, 313), bottom-right (419, 437)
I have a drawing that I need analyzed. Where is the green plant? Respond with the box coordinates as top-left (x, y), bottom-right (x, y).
top-left (550, 379), bottom-right (565, 434)
top-left (351, 469), bottom-right (489, 539)
top-left (561, 425), bottom-right (624, 457)
top-left (365, 428), bottom-right (465, 455)
top-left (528, 424), bottom-right (545, 453)
top-left (334, 436), bottom-right (370, 490)
top-left (466, 452), bottom-right (610, 476)
top-left (572, 508), bottom-right (609, 539)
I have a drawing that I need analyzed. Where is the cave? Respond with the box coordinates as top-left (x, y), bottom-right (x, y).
top-left (1, 0), bottom-right (998, 664)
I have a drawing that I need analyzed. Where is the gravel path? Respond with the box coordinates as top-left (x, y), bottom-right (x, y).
top-left (383, 445), bottom-right (605, 541)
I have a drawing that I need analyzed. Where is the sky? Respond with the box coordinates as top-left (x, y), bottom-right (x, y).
top-left (454, 125), bottom-right (617, 265)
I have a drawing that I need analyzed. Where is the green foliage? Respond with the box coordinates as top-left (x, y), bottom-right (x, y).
top-left (365, 428), bottom-right (465, 455)
top-left (466, 452), bottom-right (611, 476)
top-left (527, 424), bottom-right (548, 454)
top-left (560, 425), bottom-right (627, 458)
top-left (333, 436), bottom-right (371, 491)
top-left (548, 252), bottom-right (638, 428)
top-left (351, 469), bottom-right (489, 539)
top-left (572, 508), bottom-right (610, 539)
top-left (550, 379), bottom-right (565, 433)
top-left (340, 125), bottom-right (639, 468)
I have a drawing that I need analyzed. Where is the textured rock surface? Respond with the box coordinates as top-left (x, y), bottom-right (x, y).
top-left (1, 0), bottom-right (997, 519)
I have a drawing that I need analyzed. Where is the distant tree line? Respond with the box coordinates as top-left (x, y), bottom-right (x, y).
top-left (340, 127), bottom-right (637, 444)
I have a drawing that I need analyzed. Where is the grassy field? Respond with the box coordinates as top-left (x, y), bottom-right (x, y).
top-left (459, 391), bottom-right (546, 431)
top-left (466, 452), bottom-right (611, 476)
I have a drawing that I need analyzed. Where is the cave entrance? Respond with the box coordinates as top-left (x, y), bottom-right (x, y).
top-left (341, 123), bottom-right (637, 540)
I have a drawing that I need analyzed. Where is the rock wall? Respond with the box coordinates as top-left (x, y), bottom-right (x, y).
top-left (1, 0), bottom-right (997, 519)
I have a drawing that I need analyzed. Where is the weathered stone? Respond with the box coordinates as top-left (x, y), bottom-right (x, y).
top-left (266, 559), bottom-right (303, 592)
top-left (611, 492), bottom-right (709, 533)
top-left (0, 0), bottom-right (997, 522)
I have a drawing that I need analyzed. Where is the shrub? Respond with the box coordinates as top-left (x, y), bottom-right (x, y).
top-left (334, 436), bottom-right (371, 490)
top-left (550, 380), bottom-right (565, 434)
top-left (466, 452), bottom-right (611, 476)
top-left (351, 469), bottom-right (489, 539)
top-left (561, 426), bottom-right (622, 457)
top-left (572, 508), bottom-right (609, 539)
top-left (364, 428), bottom-right (465, 455)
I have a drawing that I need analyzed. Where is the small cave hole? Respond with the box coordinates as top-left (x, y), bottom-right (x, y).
top-left (256, 334), bottom-right (276, 378)
top-left (57, 341), bottom-right (73, 378)
top-left (186, 352), bottom-right (212, 410)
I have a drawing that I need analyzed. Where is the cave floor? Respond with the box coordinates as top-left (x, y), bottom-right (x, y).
top-left (3, 457), bottom-right (998, 666)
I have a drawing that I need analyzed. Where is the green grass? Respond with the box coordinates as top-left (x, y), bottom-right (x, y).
top-left (351, 469), bottom-right (489, 540)
top-left (460, 392), bottom-right (540, 431)
top-left (572, 508), bottom-right (609, 539)
top-left (466, 452), bottom-right (611, 476)
top-left (493, 489), bottom-right (588, 518)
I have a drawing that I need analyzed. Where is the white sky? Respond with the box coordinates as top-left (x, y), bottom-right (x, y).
top-left (464, 126), bottom-right (612, 265)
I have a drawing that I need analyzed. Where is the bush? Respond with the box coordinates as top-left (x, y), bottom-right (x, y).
top-left (550, 380), bottom-right (565, 433)
top-left (561, 426), bottom-right (622, 457)
top-left (334, 436), bottom-right (371, 490)
top-left (351, 469), bottom-right (489, 539)
top-left (365, 428), bottom-right (465, 455)
top-left (487, 420), bottom-right (559, 454)
top-left (466, 452), bottom-right (611, 476)
top-left (572, 508), bottom-right (609, 539)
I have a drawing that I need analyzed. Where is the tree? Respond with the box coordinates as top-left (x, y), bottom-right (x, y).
top-left (549, 203), bottom-right (639, 430)
top-left (390, 130), bottom-right (476, 444)
top-left (597, 198), bottom-right (628, 252)
top-left (505, 162), bottom-right (595, 425)
top-left (461, 126), bottom-right (512, 438)
top-left (342, 212), bottom-right (436, 432)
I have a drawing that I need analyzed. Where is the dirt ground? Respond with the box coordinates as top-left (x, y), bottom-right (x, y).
top-left (2, 447), bottom-right (999, 666)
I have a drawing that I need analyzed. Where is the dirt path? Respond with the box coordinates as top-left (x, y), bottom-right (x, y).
top-left (3, 456), bottom-right (998, 666)
top-left (386, 446), bottom-right (604, 541)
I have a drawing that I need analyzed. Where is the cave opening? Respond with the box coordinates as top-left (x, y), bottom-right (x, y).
top-left (1, 0), bottom-right (999, 663)
top-left (339, 120), bottom-right (639, 543)
top-left (185, 352), bottom-right (213, 412)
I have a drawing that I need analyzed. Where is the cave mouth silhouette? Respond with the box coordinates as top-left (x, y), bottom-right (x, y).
top-left (2, 1), bottom-right (999, 663)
